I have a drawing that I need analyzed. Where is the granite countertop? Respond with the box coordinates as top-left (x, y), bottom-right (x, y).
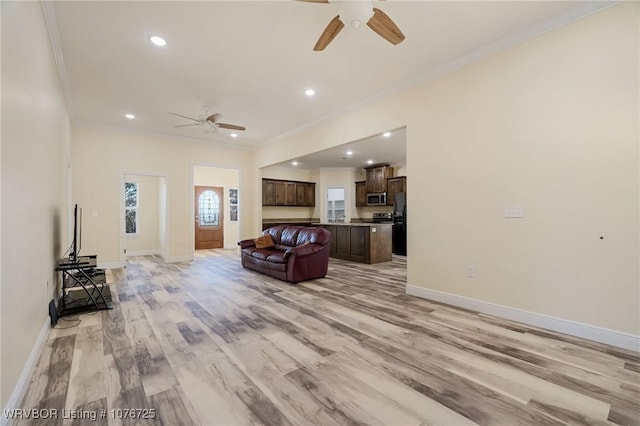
top-left (262, 218), bottom-right (320, 224)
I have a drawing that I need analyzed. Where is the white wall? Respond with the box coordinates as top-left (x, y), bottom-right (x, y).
top-left (124, 174), bottom-right (161, 256)
top-left (71, 126), bottom-right (256, 265)
top-left (254, 4), bottom-right (639, 336)
top-left (1, 1), bottom-right (70, 407)
top-left (394, 164), bottom-right (407, 177)
top-left (193, 166), bottom-right (240, 249)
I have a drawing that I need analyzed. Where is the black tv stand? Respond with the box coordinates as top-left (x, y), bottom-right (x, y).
top-left (56, 255), bottom-right (112, 316)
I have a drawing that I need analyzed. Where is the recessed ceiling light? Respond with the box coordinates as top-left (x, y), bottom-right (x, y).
top-left (383, 132), bottom-right (392, 138)
top-left (304, 89), bottom-right (316, 97)
top-left (125, 114), bottom-right (135, 119)
top-left (367, 160), bottom-right (374, 165)
top-left (149, 36), bottom-right (167, 47)
top-left (346, 151), bottom-right (353, 156)
top-left (230, 133), bottom-right (238, 138)
top-left (292, 161), bottom-right (299, 166)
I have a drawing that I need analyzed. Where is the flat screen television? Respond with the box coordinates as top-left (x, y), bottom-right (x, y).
top-left (69, 204), bottom-right (83, 262)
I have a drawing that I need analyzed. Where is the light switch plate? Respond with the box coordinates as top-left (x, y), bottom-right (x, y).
top-left (504, 207), bottom-right (524, 218)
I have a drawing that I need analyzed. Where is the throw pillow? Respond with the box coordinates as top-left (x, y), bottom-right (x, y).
top-left (254, 234), bottom-right (275, 249)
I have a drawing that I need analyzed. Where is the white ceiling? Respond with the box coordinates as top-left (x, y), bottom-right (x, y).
top-left (272, 127), bottom-right (407, 169)
top-left (51, 1), bottom-right (603, 152)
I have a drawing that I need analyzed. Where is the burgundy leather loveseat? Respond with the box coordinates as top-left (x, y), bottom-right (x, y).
top-left (238, 225), bottom-right (331, 283)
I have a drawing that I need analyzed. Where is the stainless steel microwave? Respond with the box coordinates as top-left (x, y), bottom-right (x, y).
top-left (367, 193), bottom-right (387, 206)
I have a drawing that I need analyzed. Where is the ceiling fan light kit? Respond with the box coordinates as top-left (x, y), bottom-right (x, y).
top-left (301, 0), bottom-right (405, 51)
top-left (338, 1), bottom-right (373, 28)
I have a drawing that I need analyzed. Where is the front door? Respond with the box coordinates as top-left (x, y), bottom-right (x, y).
top-left (195, 186), bottom-right (224, 249)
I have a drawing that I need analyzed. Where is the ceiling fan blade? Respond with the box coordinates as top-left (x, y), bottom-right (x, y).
top-left (205, 113), bottom-right (221, 123)
top-left (215, 123), bottom-right (246, 131)
top-left (169, 112), bottom-right (201, 122)
top-left (314, 15), bottom-right (345, 51)
top-left (173, 123), bottom-right (202, 127)
top-left (367, 8), bottom-right (405, 45)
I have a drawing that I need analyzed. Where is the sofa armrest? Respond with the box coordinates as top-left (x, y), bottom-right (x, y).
top-left (286, 243), bottom-right (324, 258)
top-left (238, 239), bottom-right (256, 249)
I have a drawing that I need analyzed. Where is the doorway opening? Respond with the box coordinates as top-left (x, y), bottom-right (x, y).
top-left (120, 172), bottom-right (168, 266)
top-left (192, 165), bottom-right (240, 252)
top-left (327, 187), bottom-right (346, 223)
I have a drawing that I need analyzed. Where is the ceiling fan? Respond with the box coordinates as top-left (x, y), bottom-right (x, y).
top-left (169, 107), bottom-right (246, 134)
top-left (298, 0), bottom-right (405, 51)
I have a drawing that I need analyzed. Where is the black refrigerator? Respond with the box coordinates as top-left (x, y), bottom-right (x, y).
top-left (393, 192), bottom-right (407, 255)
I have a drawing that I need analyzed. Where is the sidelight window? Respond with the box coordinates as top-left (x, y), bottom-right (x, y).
top-left (125, 182), bottom-right (138, 234)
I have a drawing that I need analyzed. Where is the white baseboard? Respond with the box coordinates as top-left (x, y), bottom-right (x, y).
top-left (126, 250), bottom-right (161, 257)
top-left (406, 285), bottom-right (640, 352)
top-left (1, 318), bottom-right (51, 426)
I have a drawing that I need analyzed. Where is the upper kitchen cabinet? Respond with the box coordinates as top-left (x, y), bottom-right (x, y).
top-left (387, 176), bottom-right (406, 206)
top-left (275, 181), bottom-right (286, 205)
top-left (365, 165), bottom-right (394, 193)
top-left (262, 179), bottom-right (275, 206)
top-left (355, 181), bottom-right (366, 207)
top-left (285, 182), bottom-right (296, 205)
top-left (262, 179), bottom-right (316, 207)
top-left (305, 183), bottom-right (316, 207)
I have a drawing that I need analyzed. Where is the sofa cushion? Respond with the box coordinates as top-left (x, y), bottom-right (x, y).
top-left (296, 227), bottom-right (331, 246)
top-left (279, 227), bottom-right (301, 247)
top-left (249, 248), bottom-right (281, 261)
top-left (243, 255), bottom-right (287, 272)
top-left (263, 225), bottom-right (285, 244)
top-left (266, 251), bottom-right (288, 263)
top-left (254, 234), bottom-right (275, 249)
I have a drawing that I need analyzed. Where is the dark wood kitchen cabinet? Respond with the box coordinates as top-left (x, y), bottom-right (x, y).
top-left (355, 181), bottom-right (366, 207)
top-left (295, 183), bottom-right (306, 206)
top-left (320, 224), bottom-right (391, 264)
top-left (262, 180), bottom-right (275, 205)
top-left (305, 183), bottom-right (315, 207)
top-left (275, 181), bottom-right (286, 205)
top-left (262, 179), bottom-right (316, 207)
top-left (365, 165), bottom-right (394, 193)
top-left (386, 176), bottom-right (406, 206)
top-left (285, 182), bottom-right (296, 205)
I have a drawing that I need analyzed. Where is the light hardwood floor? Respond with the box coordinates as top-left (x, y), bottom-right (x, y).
top-left (16, 250), bottom-right (640, 425)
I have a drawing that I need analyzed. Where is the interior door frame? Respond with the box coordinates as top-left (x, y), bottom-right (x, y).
top-left (190, 162), bottom-right (243, 259)
top-left (326, 186), bottom-right (347, 223)
top-left (119, 170), bottom-right (169, 267)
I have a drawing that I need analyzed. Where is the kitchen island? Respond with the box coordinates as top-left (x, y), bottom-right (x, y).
top-left (316, 223), bottom-right (392, 264)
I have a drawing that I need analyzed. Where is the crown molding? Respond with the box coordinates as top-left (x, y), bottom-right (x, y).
top-left (40, 1), bottom-right (74, 117)
top-left (264, 1), bottom-right (620, 147)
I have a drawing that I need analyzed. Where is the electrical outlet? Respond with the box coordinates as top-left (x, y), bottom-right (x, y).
top-left (466, 265), bottom-right (475, 278)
